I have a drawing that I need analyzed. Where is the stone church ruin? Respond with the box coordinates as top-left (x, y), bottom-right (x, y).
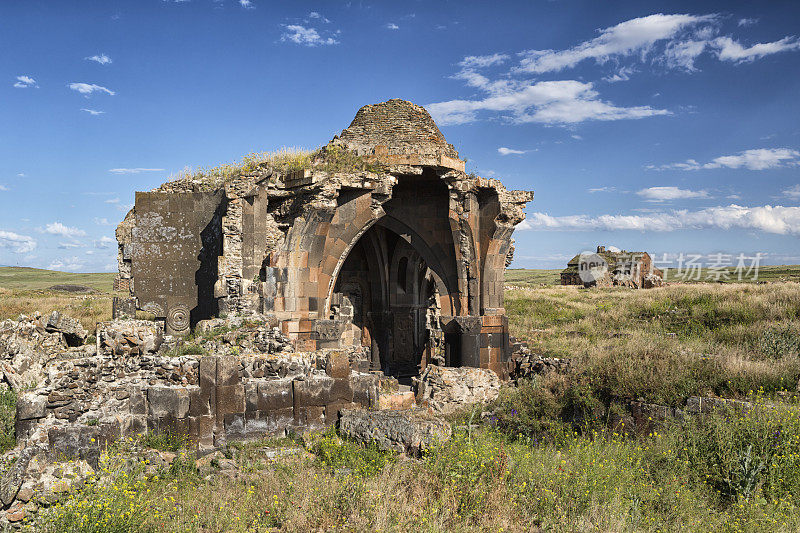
top-left (115, 99), bottom-right (532, 379)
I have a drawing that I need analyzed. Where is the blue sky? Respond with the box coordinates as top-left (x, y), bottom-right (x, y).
top-left (1, 1), bottom-right (799, 272)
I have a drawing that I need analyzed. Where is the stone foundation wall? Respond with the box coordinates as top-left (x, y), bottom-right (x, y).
top-left (16, 331), bottom-right (379, 454)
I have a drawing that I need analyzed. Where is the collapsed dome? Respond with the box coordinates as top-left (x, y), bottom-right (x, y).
top-left (328, 99), bottom-right (466, 171)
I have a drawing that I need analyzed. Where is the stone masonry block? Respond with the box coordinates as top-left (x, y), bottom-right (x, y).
top-left (147, 387), bottom-right (190, 419)
top-left (216, 385), bottom-right (245, 416)
top-left (216, 357), bottom-right (241, 387)
top-left (292, 376), bottom-right (333, 407)
top-left (325, 350), bottom-right (350, 379)
top-left (257, 380), bottom-right (294, 411)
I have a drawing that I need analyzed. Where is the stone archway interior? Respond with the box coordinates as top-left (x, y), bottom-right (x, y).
top-left (330, 222), bottom-right (445, 378)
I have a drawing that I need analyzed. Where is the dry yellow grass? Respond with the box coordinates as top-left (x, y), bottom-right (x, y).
top-left (505, 282), bottom-right (800, 404)
top-left (0, 288), bottom-right (114, 330)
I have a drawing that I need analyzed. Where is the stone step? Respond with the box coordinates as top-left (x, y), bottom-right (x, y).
top-left (378, 390), bottom-right (416, 411)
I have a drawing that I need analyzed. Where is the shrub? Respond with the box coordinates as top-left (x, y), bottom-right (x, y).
top-left (758, 328), bottom-right (800, 359)
top-left (0, 387), bottom-right (15, 453)
top-left (311, 429), bottom-right (395, 477)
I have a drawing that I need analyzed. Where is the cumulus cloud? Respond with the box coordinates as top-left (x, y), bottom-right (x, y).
top-left (69, 83), bottom-right (115, 96)
top-left (239, 0), bottom-right (254, 8)
top-left (280, 25), bottom-right (339, 46)
top-left (108, 168), bottom-right (164, 174)
top-left (516, 14), bottom-right (716, 74)
top-left (13, 75), bottom-right (37, 88)
top-left (44, 222), bottom-right (87, 239)
top-left (385, 23), bottom-right (399, 30)
top-left (428, 80), bottom-right (669, 125)
top-left (0, 230), bottom-right (37, 253)
top-left (517, 204), bottom-right (800, 235)
top-left (498, 147), bottom-right (526, 155)
top-left (81, 108), bottom-right (105, 116)
top-left (637, 186), bottom-right (710, 202)
top-left (738, 18), bottom-right (758, 27)
top-left (649, 148), bottom-right (800, 171)
top-left (85, 54), bottom-right (112, 65)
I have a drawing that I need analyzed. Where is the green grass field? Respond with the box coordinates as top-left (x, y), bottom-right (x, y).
top-left (0, 267), bottom-right (116, 292)
top-left (507, 264), bottom-right (800, 287)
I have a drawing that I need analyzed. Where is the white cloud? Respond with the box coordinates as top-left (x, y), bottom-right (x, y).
top-left (782, 185), bottom-right (800, 201)
top-left (94, 236), bottom-right (115, 249)
top-left (738, 18), bottom-right (758, 27)
top-left (69, 83), bottom-right (115, 96)
top-left (518, 204), bottom-right (800, 235)
top-left (13, 75), bottom-right (37, 88)
top-left (0, 185), bottom-right (8, 191)
top-left (571, 134), bottom-right (583, 140)
top-left (428, 80), bottom-right (669, 125)
top-left (649, 148), bottom-right (800, 171)
top-left (108, 168), bottom-right (164, 174)
top-left (385, 23), bottom-right (399, 30)
top-left (17, 173), bottom-right (25, 178)
top-left (637, 186), bottom-right (710, 202)
top-left (497, 147), bottom-right (526, 156)
top-left (94, 217), bottom-right (113, 226)
top-left (459, 54), bottom-right (509, 68)
top-left (713, 36), bottom-right (800, 62)
top-left (0, 230), bottom-right (37, 253)
top-left (85, 54), bottom-right (112, 65)
top-left (516, 14), bottom-right (716, 74)
top-left (44, 222), bottom-right (87, 239)
top-left (588, 186), bottom-right (616, 193)
top-left (58, 242), bottom-right (83, 249)
top-left (280, 25), bottom-right (338, 46)
top-left (48, 256), bottom-right (85, 272)
top-left (105, 198), bottom-right (120, 204)
top-left (81, 108), bottom-right (105, 116)
top-left (240, 0), bottom-right (254, 8)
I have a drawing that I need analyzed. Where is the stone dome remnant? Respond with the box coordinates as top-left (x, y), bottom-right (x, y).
top-left (115, 99), bottom-right (533, 378)
top-left (327, 99), bottom-right (465, 171)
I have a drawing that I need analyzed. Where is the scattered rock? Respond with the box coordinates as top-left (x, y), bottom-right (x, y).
top-left (339, 408), bottom-right (451, 455)
top-left (415, 365), bottom-right (501, 414)
top-left (46, 311), bottom-right (88, 347)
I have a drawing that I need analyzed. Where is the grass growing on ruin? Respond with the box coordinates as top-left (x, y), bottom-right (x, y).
top-left (27, 397), bottom-right (800, 532)
top-left (0, 387), bottom-right (15, 453)
top-left (506, 282), bottom-right (800, 405)
top-left (165, 145), bottom-right (386, 190)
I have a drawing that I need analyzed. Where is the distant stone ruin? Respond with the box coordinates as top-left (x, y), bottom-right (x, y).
top-left (115, 99), bottom-right (533, 378)
top-left (560, 245), bottom-right (664, 288)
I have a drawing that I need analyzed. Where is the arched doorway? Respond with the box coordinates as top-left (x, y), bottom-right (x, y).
top-left (329, 220), bottom-right (448, 379)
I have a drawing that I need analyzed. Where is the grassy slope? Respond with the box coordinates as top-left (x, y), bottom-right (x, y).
top-left (0, 267), bottom-right (116, 292)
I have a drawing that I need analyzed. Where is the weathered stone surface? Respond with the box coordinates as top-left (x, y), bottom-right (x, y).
top-left (339, 408), bottom-right (451, 454)
top-left (45, 311), bottom-right (88, 347)
top-left (16, 393), bottom-right (47, 420)
top-left (97, 319), bottom-right (163, 356)
top-left (415, 365), bottom-right (501, 414)
top-left (148, 387), bottom-right (190, 419)
top-left (0, 446), bottom-right (41, 506)
top-left (325, 351), bottom-right (350, 379)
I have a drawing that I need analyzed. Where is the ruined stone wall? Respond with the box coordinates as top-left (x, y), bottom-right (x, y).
top-left (15, 320), bottom-right (379, 454)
